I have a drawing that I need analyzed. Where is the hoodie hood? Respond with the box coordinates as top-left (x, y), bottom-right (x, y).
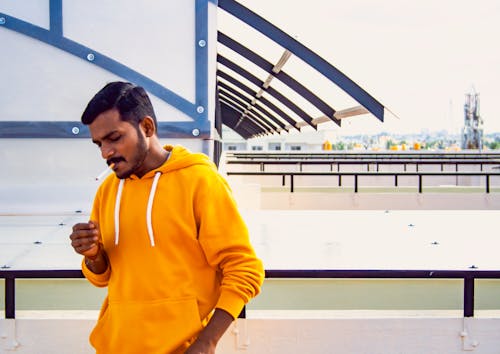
top-left (112, 145), bottom-right (214, 247)
top-left (129, 144), bottom-right (215, 179)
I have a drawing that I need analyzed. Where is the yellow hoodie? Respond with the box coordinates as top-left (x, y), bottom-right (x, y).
top-left (82, 145), bottom-right (264, 353)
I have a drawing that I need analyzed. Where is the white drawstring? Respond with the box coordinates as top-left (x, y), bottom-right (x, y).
top-left (146, 172), bottom-right (162, 247)
top-left (113, 172), bottom-right (161, 247)
top-left (114, 179), bottom-right (125, 245)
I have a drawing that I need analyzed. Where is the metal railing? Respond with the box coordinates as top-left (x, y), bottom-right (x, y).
top-left (226, 171), bottom-right (500, 193)
top-left (226, 158), bottom-right (500, 173)
top-left (226, 152), bottom-right (500, 160)
top-left (2, 269), bottom-right (500, 319)
top-left (1, 270), bottom-right (82, 319)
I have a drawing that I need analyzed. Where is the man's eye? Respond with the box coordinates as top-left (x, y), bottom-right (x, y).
top-left (109, 135), bottom-right (121, 142)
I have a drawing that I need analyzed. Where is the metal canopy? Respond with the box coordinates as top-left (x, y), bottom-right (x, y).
top-left (217, 0), bottom-right (386, 139)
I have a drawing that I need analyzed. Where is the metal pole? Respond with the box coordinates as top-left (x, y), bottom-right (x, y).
top-left (6, 277), bottom-right (15, 319)
top-left (464, 276), bottom-right (474, 317)
top-left (238, 306), bottom-right (246, 319)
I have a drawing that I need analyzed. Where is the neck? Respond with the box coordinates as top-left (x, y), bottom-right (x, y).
top-left (136, 140), bottom-right (168, 178)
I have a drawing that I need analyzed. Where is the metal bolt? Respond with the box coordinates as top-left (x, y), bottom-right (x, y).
top-left (196, 106), bottom-right (205, 114)
top-left (0, 17), bottom-right (6, 25)
top-left (198, 39), bottom-right (206, 47)
top-left (87, 53), bottom-right (95, 61)
top-left (192, 129), bottom-right (200, 137)
top-left (71, 127), bottom-right (80, 135)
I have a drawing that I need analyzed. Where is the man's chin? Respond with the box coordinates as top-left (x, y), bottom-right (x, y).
top-left (115, 170), bottom-right (133, 179)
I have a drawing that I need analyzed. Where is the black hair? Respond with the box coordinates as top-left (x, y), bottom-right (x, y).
top-left (81, 81), bottom-right (157, 130)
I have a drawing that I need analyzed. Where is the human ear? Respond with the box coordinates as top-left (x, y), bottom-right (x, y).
top-left (140, 116), bottom-right (156, 137)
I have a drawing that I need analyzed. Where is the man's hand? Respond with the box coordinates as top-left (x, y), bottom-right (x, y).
top-left (70, 221), bottom-right (101, 258)
top-left (184, 337), bottom-right (216, 354)
top-left (184, 309), bottom-right (234, 354)
top-left (70, 221), bottom-right (108, 274)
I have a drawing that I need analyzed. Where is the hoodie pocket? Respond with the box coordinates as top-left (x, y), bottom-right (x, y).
top-left (90, 296), bottom-right (203, 354)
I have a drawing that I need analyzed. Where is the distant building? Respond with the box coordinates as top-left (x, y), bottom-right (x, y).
top-left (222, 126), bottom-right (339, 151)
top-left (462, 90), bottom-right (483, 149)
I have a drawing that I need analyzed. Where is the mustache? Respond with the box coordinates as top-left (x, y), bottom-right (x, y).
top-left (107, 157), bottom-right (125, 166)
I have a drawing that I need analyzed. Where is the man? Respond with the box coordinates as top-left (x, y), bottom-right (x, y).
top-left (70, 81), bottom-right (264, 353)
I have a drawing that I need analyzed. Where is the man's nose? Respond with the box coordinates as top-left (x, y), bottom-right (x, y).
top-left (101, 146), bottom-right (114, 160)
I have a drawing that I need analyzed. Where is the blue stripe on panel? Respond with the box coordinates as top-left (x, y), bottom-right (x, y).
top-left (0, 10), bottom-right (208, 126)
top-left (195, 0), bottom-right (209, 128)
top-left (0, 13), bottom-right (194, 118)
top-left (49, 0), bottom-right (63, 36)
top-left (0, 121), bottom-right (210, 139)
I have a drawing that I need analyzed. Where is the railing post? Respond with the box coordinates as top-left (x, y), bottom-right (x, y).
top-left (464, 276), bottom-right (474, 317)
top-left (238, 306), bottom-right (246, 319)
top-left (486, 174), bottom-right (490, 193)
top-left (354, 174), bottom-right (358, 193)
top-left (418, 175), bottom-right (422, 193)
top-left (290, 174), bottom-right (294, 193)
top-left (5, 276), bottom-right (15, 319)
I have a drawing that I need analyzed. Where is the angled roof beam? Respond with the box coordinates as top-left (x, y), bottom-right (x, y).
top-left (221, 105), bottom-right (253, 139)
top-left (219, 91), bottom-right (277, 135)
top-left (272, 50), bottom-right (292, 74)
top-left (221, 91), bottom-right (279, 134)
top-left (221, 103), bottom-right (263, 138)
top-left (219, 95), bottom-right (270, 136)
top-left (217, 65), bottom-right (298, 131)
top-left (218, 55), bottom-right (308, 130)
top-left (218, 81), bottom-right (285, 130)
top-left (307, 106), bottom-right (371, 127)
top-left (220, 100), bottom-right (271, 138)
top-left (217, 70), bottom-right (288, 131)
top-left (218, 31), bottom-right (340, 126)
top-left (333, 106), bottom-right (370, 119)
top-left (218, 0), bottom-right (384, 122)
top-left (220, 103), bottom-right (253, 138)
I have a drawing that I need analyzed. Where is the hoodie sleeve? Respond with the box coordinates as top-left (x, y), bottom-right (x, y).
top-left (195, 167), bottom-right (264, 319)
top-left (82, 257), bottom-right (111, 287)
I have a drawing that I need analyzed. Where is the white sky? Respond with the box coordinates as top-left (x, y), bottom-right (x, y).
top-left (220, 0), bottom-right (500, 136)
